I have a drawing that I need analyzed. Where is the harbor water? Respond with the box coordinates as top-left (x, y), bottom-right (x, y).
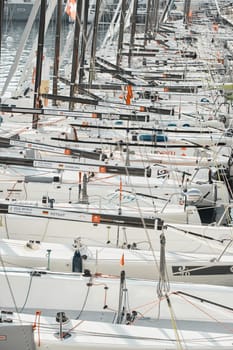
top-left (0, 19), bottom-right (109, 98)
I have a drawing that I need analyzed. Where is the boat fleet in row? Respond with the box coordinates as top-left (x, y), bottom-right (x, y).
top-left (1, 0), bottom-right (233, 349)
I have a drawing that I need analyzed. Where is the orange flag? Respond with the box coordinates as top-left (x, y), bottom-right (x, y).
top-left (188, 10), bottom-right (192, 22)
top-left (119, 177), bottom-right (122, 202)
top-left (120, 253), bottom-right (125, 266)
top-left (212, 23), bottom-right (219, 32)
top-left (65, 0), bottom-right (76, 21)
top-left (125, 85), bottom-right (133, 105)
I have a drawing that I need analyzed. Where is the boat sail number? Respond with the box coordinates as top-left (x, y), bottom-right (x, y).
top-left (173, 265), bottom-right (233, 276)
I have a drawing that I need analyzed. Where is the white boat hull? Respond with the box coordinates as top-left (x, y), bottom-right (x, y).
top-left (1, 267), bottom-right (233, 323)
top-left (1, 238), bottom-right (233, 286)
top-left (1, 312), bottom-right (233, 350)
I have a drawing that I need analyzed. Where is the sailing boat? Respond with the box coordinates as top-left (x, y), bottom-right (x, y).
top-left (0, 265), bottom-right (233, 349)
top-left (1, 265), bottom-right (233, 317)
top-left (2, 307), bottom-right (233, 350)
top-left (0, 236), bottom-right (233, 285)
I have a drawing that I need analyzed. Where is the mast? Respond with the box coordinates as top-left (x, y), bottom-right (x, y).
top-left (128, 0), bottom-right (138, 67)
top-left (88, 0), bottom-right (101, 86)
top-left (184, 0), bottom-right (191, 25)
top-left (144, 0), bottom-right (151, 46)
top-left (15, 1), bottom-right (57, 98)
top-left (32, 0), bottom-right (46, 129)
top-left (116, 270), bottom-right (126, 324)
top-left (69, 0), bottom-right (83, 110)
top-left (0, 0), bottom-right (5, 76)
top-left (116, 0), bottom-right (126, 67)
top-left (149, 0), bottom-right (155, 33)
top-left (160, 0), bottom-right (174, 23)
top-left (157, 221), bottom-right (170, 298)
top-left (52, 0), bottom-right (62, 106)
top-left (153, 0), bottom-right (160, 35)
top-left (79, 0), bottom-right (89, 84)
top-left (214, 0), bottom-right (220, 16)
top-left (101, 0), bottom-right (122, 50)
